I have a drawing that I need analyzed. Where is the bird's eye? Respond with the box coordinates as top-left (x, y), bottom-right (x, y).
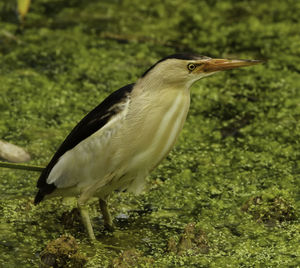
top-left (187, 63), bottom-right (196, 72)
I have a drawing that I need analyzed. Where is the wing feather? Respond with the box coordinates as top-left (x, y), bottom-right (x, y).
top-left (34, 83), bottom-right (134, 204)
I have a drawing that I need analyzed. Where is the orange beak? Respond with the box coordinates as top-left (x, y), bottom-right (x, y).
top-left (202, 58), bottom-right (263, 73)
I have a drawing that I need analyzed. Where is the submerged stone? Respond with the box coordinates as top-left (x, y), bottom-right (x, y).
top-left (39, 234), bottom-right (87, 268)
top-left (242, 195), bottom-right (297, 225)
top-left (167, 222), bottom-right (209, 255)
top-left (111, 249), bottom-right (153, 268)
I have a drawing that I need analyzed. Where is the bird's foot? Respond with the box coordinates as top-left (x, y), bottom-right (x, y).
top-left (78, 203), bottom-right (96, 240)
top-left (99, 199), bottom-right (114, 232)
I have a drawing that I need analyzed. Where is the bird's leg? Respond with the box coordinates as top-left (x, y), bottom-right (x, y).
top-left (77, 201), bottom-right (95, 240)
top-left (99, 199), bottom-right (114, 231)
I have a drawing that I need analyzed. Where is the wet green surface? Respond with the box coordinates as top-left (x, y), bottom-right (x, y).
top-left (0, 0), bottom-right (299, 267)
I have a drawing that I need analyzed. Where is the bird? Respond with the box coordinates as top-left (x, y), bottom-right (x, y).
top-left (34, 53), bottom-right (262, 239)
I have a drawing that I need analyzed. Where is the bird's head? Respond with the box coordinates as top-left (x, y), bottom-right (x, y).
top-left (140, 54), bottom-right (262, 89)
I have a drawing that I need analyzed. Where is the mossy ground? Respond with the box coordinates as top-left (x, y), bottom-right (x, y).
top-left (0, 0), bottom-right (299, 267)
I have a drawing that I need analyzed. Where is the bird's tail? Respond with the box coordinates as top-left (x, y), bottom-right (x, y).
top-left (34, 190), bottom-right (44, 205)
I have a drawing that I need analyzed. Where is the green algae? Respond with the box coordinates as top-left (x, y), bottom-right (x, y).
top-left (0, 0), bottom-right (299, 267)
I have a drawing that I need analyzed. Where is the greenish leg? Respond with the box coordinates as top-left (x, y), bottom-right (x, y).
top-left (99, 199), bottom-right (114, 231)
top-left (78, 202), bottom-right (96, 240)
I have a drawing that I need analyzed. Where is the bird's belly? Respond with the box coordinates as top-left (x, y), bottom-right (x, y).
top-left (98, 93), bottom-right (190, 196)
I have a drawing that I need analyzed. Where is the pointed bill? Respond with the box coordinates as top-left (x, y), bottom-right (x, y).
top-left (203, 58), bottom-right (263, 73)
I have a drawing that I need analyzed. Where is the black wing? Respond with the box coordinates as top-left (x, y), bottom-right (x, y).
top-left (34, 83), bottom-right (134, 204)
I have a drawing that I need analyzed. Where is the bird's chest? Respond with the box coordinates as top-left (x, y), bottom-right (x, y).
top-left (121, 90), bottom-right (190, 172)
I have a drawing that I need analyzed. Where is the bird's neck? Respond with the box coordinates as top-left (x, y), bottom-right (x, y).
top-left (123, 79), bottom-right (191, 173)
top-left (132, 75), bottom-right (191, 115)
top-left (135, 74), bottom-right (189, 94)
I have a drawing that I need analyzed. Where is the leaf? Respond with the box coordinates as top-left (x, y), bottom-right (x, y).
top-left (17, 0), bottom-right (31, 23)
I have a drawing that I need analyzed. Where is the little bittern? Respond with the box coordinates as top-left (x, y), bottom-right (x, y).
top-left (34, 54), bottom-right (262, 239)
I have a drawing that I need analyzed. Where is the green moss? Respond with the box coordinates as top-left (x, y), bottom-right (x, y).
top-left (0, 0), bottom-right (299, 267)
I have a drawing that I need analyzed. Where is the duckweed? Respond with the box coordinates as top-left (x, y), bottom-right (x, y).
top-left (0, 0), bottom-right (299, 267)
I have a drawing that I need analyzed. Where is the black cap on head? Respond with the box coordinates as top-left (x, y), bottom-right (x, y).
top-left (141, 53), bottom-right (209, 77)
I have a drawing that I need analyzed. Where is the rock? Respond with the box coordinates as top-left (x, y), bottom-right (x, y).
top-left (0, 140), bottom-right (31, 163)
top-left (39, 234), bottom-right (87, 268)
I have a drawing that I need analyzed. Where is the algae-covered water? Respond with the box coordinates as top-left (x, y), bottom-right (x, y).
top-left (0, 0), bottom-right (299, 267)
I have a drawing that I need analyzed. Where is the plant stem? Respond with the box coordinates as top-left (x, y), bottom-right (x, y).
top-left (0, 161), bottom-right (44, 172)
